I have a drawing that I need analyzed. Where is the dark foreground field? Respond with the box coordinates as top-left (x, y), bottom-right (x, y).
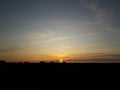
top-left (0, 61), bottom-right (119, 89)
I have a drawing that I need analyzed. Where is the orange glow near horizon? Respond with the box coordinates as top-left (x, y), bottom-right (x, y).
top-left (54, 53), bottom-right (69, 59)
top-left (1, 52), bottom-right (120, 63)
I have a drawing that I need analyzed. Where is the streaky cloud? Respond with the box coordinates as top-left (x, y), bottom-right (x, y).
top-left (44, 36), bottom-right (75, 43)
top-left (26, 31), bottom-right (54, 39)
top-left (0, 47), bottom-right (22, 53)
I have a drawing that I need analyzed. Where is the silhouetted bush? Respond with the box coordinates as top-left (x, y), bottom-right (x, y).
top-left (0, 60), bottom-right (5, 64)
top-left (40, 61), bottom-right (45, 64)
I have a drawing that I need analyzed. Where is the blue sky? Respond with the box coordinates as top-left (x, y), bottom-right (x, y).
top-left (0, 0), bottom-right (120, 62)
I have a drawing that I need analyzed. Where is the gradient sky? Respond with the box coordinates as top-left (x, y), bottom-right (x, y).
top-left (0, 0), bottom-right (120, 62)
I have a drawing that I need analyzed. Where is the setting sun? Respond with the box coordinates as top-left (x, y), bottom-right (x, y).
top-left (59, 59), bottom-right (63, 63)
top-left (52, 54), bottom-right (69, 63)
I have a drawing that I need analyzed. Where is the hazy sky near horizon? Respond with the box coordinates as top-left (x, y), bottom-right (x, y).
top-left (0, 0), bottom-right (120, 62)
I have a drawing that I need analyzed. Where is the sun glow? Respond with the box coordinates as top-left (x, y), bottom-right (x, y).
top-left (59, 59), bottom-right (63, 63)
top-left (54, 53), bottom-right (68, 62)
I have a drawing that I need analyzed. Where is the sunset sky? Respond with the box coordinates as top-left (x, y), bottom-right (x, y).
top-left (0, 0), bottom-right (120, 62)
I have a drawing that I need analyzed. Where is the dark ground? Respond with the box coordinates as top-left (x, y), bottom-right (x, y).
top-left (0, 61), bottom-right (119, 89)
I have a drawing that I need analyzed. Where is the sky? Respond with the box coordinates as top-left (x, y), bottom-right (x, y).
top-left (0, 0), bottom-right (120, 62)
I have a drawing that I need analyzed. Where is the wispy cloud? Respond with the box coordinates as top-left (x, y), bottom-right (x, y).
top-left (79, 0), bottom-right (120, 42)
top-left (26, 31), bottom-right (54, 39)
top-left (0, 45), bottom-right (27, 53)
top-left (81, 32), bottom-right (103, 41)
top-left (80, 0), bottom-right (113, 28)
top-left (0, 47), bottom-right (22, 53)
top-left (65, 53), bottom-right (120, 61)
top-left (29, 35), bottom-right (75, 45)
top-left (44, 36), bottom-right (75, 43)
